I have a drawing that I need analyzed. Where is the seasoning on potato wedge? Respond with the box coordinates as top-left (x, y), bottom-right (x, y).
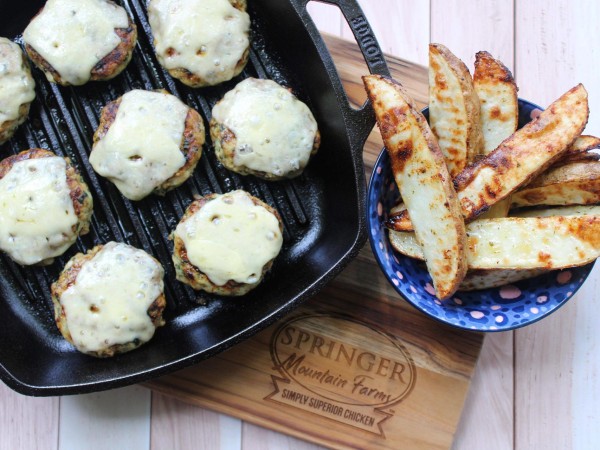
top-left (429, 43), bottom-right (483, 176)
top-left (364, 74), bottom-right (467, 300)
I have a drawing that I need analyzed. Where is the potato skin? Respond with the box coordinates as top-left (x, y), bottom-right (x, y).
top-left (0, 148), bottom-right (93, 236)
top-left (24, 5), bottom-right (137, 86)
top-left (92, 92), bottom-right (205, 196)
top-left (511, 161), bottom-right (600, 208)
top-left (51, 244), bottom-right (166, 358)
top-left (172, 193), bottom-right (283, 296)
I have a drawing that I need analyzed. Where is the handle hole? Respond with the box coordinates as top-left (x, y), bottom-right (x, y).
top-left (307, 1), bottom-right (369, 111)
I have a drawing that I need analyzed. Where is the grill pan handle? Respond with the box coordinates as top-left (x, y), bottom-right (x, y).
top-left (295, 0), bottom-right (391, 151)
top-left (324, 0), bottom-right (390, 78)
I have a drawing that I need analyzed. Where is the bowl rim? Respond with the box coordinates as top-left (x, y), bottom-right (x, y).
top-left (366, 98), bottom-right (596, 332)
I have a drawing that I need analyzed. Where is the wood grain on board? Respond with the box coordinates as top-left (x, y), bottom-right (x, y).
top-left (147, 35), bottom-right (484, 450)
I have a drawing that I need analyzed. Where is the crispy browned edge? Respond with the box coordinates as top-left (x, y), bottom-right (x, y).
top-left (473, 50), bottom-right (519, 145)
top-left (473, 51), bottom-right (517, 89)
top-left (24, 1), bottom-right (137, 86)
top-left (209, 106), bottom-right (321, 181)
top-left (364, 74), bottom-right (467, 299)
top-left (551, 151), bottom-right (600, 167)
top-left (155, 0), bottom-right (250, 88)
top-left (50, 244), bottom-right (166, 358)
top-left (0, 148), bottom-right (93, 236)
top-left (430, 43), bottom-right (483, 164)
top-left (0, 50), bottom-right (35, 143)
top-left (172, 192), bottom-right (283, 296)
top-left (92, 91), bottom-right (205, 195)
top-left (559, 135), bottom-right (600, 159)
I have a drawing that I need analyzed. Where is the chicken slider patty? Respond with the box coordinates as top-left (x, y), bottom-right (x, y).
top-left (148, 0), bottom-right (250, 87)
top-left (172, 190), bottom-right (283, 296)
top-left (0, 149), bottom-right (93, 266)
top-left (211, 78), bottom-right (320, 180)
top-left (23, 0), bottom-right (137, 86)
top-left (51, 242), bottom-right (166, 358)
top-left (90, 89), bottom-right (205, 201)
top-left (0, 38), bottom-right (36, 144)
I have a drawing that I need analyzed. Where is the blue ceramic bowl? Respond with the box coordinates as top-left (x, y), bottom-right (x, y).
top-left (367, 99), bottom-right (596, 331)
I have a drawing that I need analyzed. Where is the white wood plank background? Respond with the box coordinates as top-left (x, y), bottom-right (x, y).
top-left (1, 1), bottom-right (599, 449)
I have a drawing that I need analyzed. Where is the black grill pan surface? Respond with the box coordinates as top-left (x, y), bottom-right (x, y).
top-left (0, 0), bottom-right (389, 395)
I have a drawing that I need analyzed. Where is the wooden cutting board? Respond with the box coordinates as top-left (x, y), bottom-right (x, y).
top-left (147, 35), bottom-right (483, 450)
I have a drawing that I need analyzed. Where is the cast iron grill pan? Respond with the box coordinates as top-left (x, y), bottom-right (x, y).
top-left (0, 0), bottom-right (389, 395)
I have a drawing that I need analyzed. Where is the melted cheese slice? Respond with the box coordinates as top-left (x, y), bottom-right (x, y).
top-left (212, 78), bottom-right (318, 177)
top-left (0, 156), bottom-right (78, 265)
top-left (148, 0), bottom-right (250, 85)
top-left (0, 38), bottom-right (36, 123)
top-left (90, 90), bottom-right (189, 201)
top-left (23, 0), bottom-right (129, 85)
top-left (60, 242), bottom-right (164, 353)
top-left (176, 190), bottom-right (283, 286)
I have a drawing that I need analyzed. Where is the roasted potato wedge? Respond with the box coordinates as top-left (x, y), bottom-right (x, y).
top-left (511, 160), bottom-right (600, 207)
top-left (472, 51), bottom-right (518, 219)
top-left (389, 215), bottom-right (600, 270)
top-left (388, 230), bottom-right (425, 261)
top-left (473, 51), bottom-right (518, 154)
top-left (364, 74), bottom-right (467, 299)
top-left (388, 84), bottom-right (590, 231)
top-left (563, 134), bottom-right (600, 157)
top-left (552, 150), bottom-right (600, 167)
top-left (512, 204), bottom-right (600, 218)
top-left (385, 230), bottom-right (547, 290)
top-left (429, 43), bottom-right (483, 176)
top-left (458, 268), bottom-right (547, 291)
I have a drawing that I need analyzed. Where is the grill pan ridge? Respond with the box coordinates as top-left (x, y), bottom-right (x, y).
top-left (0, 0), bottom-right (389, 395)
